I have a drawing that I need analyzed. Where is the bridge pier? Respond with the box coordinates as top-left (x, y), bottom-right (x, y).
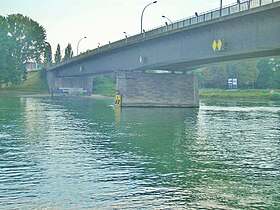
top-left (47, 71), bottom-right (93, 94)
top-left (116, 72), bottom-right (199, 108)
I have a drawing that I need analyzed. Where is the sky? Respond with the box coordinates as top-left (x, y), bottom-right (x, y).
top-left (0, 0), bottom-right (234, 56)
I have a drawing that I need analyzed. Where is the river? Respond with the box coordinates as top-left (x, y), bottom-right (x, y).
top-left (0, 94), bottom-right (279, 209)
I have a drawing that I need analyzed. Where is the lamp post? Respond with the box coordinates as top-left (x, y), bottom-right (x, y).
top-left (124, 32), bottom-right (130, 43)
top-left (141, 1), bottom-right (157, 33)
top-left (123, 32), bottom-right (130, 37)
top-left (77, 36), bottom-right (87, 56)
top-left (220, 0), bottom-right (223, 16)
top-left (162, 15), bottom-right (172, 24)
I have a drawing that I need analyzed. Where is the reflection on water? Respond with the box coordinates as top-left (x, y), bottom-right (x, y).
top-left (0, 96), bottom-right (279, 209)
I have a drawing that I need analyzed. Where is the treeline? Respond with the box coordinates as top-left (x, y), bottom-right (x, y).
top-left (54, 43), bottom-right (74, 63)
top-left (0, 14), bottom-right (74, 88)
top-left (196, 58), bottom-right (280, 89)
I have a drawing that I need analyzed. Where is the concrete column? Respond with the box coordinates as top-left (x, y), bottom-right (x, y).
top-left (46, 71), bottom-right (56, 92)
top-left (116, 72), bottom-right (199, 107)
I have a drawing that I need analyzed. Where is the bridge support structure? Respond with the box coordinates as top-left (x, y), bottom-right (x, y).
top-left (116, 72), bottom-right (199, 108)
top-left (47, 71), bottom-right (93, 94)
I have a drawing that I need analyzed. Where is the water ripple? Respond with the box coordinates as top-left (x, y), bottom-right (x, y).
top-left (0, 97), bottom-right (279, 209)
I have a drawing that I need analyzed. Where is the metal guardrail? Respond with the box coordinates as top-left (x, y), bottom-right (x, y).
top-left (72, 0), bottom-right (279, 62)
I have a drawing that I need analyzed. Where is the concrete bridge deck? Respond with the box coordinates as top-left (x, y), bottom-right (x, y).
top-left (48, 0), bottom-right (280, 76)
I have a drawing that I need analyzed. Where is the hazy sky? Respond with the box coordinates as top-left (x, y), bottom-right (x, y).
top-left (1, 0), bottom-right (234, 55)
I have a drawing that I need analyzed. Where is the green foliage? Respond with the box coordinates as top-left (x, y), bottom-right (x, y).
top-left (269, 93), bottom-right (280, 101)
top-left (199, 64), bottom-right (228, 88)
top-left (227, 61), bottom-right (259, 87)
top-left (63, 43), bottom-right (73, 61)
top-left (44, 42), bottom-right (52, 67)
top-left (0, 16), bottom-right (10, 87)
top-left (93, 75), bottom-right (116, 96)
top-left (256, 58), bottom-right (280, 89)
top-left (6, 14), bottom-right (47, 63)
top-left (4, 71), bottom-right (49, 93)
top-left (198, 60), bottom-right (262, 89)
top-left (54, 44), bottom-right (62, 64)
top-left (0, 14), bottom-right (47, 87)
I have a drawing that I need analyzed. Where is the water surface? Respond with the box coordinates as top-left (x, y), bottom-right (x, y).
top-left (0, 95), bottom-right (279, 209)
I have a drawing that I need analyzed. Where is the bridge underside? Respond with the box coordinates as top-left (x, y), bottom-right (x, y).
top-left (47, 72), bottom-right (94, 94)
top-left (148, 49), bottom-right (280, 71)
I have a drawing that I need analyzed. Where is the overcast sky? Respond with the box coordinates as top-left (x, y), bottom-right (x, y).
top-left (1, 0), bottom-right (234, 55)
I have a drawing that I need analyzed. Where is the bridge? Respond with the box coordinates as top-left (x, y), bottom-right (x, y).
top-left (47, 0), bottom-right (280, 107)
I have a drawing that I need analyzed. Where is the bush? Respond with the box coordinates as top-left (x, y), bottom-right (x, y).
top-left (92, 75), bottom-right (116, 96)
top-left (269, 93), bottom-right (280, 101)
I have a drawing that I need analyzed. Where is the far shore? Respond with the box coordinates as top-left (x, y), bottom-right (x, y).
top-left (0, 90), bottom-right (114, 100)
top-left (1, 89), bottom-right (279, 102)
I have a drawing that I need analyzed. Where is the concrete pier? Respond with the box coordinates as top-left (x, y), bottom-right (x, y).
top-left (116, 72), bottom-right (199, 107)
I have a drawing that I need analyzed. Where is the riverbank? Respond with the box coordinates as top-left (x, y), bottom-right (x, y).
top-left (1, 71), bottom-right (279, 102)
top-left (1, 70), bottom-right (49, 94)
top-left (200, 89), bottom-right (280, 101)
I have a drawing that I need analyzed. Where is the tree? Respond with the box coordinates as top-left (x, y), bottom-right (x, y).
top-left (256, 60), bottom-right (272, 88)
top-left (256, 58), bottom-right (280, 89)
top-left (0, 14), bottom-right (47, 86)
top-left (43, 42), bottom-right (52, 67)
top-left (54, 44), bottom-right (62, 64)
top-left (63, 43), bottom-right (73, 61)
top-left (226, 60), bottom-right (259, 88)
top-left (268, 58), bottom-right (280, 89)
top-left (7, 14), bottom-right (47, 76)
top-left (199, 64), bottom-right (228, 88)
top-left (0, 16), bottom-right (9, 88)
top-left (198, 60), bottom-right (259, 89)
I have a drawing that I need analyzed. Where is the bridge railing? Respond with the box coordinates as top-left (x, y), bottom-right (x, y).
top-left (143, 0), bottom-right (279, 37)
top-left (77, 0), bottom-right (279, 59)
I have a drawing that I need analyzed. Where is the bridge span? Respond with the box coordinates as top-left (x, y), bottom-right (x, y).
top-left (47, 0), bottom-right (280, 107)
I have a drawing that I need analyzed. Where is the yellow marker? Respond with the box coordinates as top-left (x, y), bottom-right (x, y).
top-left (217, 39), bottom-right (223, 50)
top-left (115, 94), bottom-right (121, 106)
top-left (212, 40), bottom-right (217, 51)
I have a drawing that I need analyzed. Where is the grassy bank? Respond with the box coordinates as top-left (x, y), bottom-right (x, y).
top-left (1, 70), bottom-right (49, 93)
top-left (0, 72), bottom-right (116, 96)
top-left (200, 89), bottom-right (280, 101)
top-left (92, 75), bottom-right (116, 97)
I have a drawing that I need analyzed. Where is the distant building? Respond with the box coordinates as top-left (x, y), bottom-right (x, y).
top-left (25, 62), bottom-right (49, 71)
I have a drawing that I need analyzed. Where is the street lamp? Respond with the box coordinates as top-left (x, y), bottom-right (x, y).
top-left (77, 36), bottom-right (87, 56)
top-left (162, 15), bottom-right (172, 24)
top-left (141, 1), bottom-right (157, 33)
top-left (123, 32), bottom-right (130, 37)
top-left (220, 0), bottom-right (223, 16)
